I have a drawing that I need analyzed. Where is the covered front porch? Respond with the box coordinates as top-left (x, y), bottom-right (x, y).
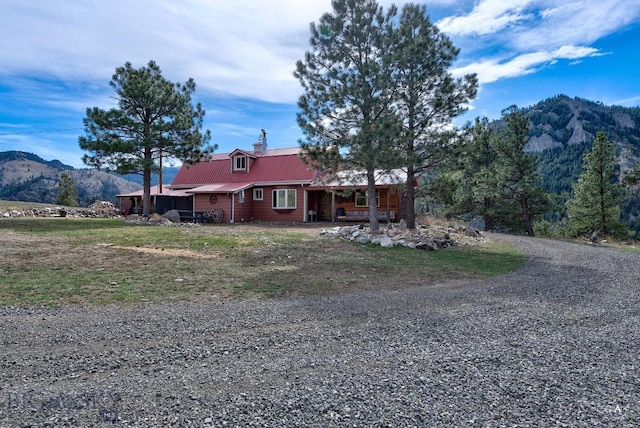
top-left (117, 186), bottom-right (193, 216)
top-left (307, 169), bottom-right (408, 223)
top-left (306, 187), bottom-right (404, 223)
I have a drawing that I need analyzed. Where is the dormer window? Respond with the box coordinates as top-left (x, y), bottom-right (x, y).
top-left (233, 155), bottom-right (247, 171)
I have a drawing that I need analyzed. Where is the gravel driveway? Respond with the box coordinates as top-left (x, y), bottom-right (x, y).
top-left (1, 235), bottom-right (639, 427)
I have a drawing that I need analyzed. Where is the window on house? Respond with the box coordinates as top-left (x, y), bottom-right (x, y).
top-left (272, 189), bottom-right (296, 209)
top-left (253, 188), bottom-right (263, 200)
top-left (233, 155), bottom-right (247, 171)
top-left (355, 189), bottom-right (379, 207)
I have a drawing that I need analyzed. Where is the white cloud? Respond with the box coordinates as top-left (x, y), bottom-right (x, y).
top-left (453, 45), bottom-right (602, 84)
top-left (436, 0), bottom-right (536, 36)
top-left (0, 0), bottom-right (335, 104)
top-left (438, 0), bottom-right (638, 90)
top-left (512, 0), bottom-right (640, 50)
top-left (437, 0), bottom-right (640, 52)
top-left (610, 95), bottom-right (640, 107)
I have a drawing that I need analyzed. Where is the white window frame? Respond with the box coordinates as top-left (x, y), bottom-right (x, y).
top-left (355, 189), bottom-right (379, 207)
top-left (233, 155), bottom-right (247, 171)
top-left (272, 189), bottom-right (296, 209)
top-left (253, 188), bottom-right (263, 201)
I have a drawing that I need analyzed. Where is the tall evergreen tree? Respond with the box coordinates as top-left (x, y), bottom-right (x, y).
top-left (79, 60), bottom-right (214, 215)
top-left (566, 131), bottom-right (628, 238)
top-left (494, 106), bottom-right (547, 236)
top-left (57, 172), bottom-right (79, 207)
top-left (453, 108), bottom-right (548, 235)
top-left (454, 117), bottom-right (500, 230)
top-left (295, 0), bottom-right (399, 231)
top-left (390, 3), bottom-right (477, 228)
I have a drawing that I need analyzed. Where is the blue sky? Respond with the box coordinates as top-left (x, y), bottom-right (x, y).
top-left (1, 0), bottom-right (639, 168)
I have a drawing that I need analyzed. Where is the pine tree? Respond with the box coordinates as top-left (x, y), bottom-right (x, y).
top-left (566, 131), bottom-right (629, 238)
top-left (79, 60), bottom-right (214, 215)
top-left (454, 117), bottom-right (500, 230)
top-left (295, 0), bottom-right (400, 231)
top-left (493, 106), bottom-right (548, 236)
top-left (453, 109), bottom-right (548, 235)
top-left (57, 172), bottom-right (79, 207)
top-left (389, 3), bottom-right (477, 228)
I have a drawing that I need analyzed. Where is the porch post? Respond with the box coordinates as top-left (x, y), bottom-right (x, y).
top-left (331, 190), bottom-right (336, 223)
top-left (231, 193), bottom-right (235, 224)
top-left (303, 189), bottom-right (308, 223)
top-left (386, 188), bottom-right (391, 223)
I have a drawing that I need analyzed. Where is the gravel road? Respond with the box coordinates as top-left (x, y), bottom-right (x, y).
top-left (1, 235), bottom-right (639, 427)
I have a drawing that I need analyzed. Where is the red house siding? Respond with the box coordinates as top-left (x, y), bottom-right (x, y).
top-left (194, 194), bottom-right (232, 223)
top-left (247, 185), bottom-right (307, 222)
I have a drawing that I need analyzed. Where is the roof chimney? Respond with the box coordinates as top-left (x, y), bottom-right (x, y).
top-left (253, 129), bottom-right (268, 154)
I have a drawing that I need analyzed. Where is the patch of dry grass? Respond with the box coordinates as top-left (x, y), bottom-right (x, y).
top-left (0, 218), bottom-right (525, 306)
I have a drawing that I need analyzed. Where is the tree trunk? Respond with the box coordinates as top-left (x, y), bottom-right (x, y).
top-left (599, 174), bottom-right (608, 235)
top-left (405, 165), bottom-right (416, 229)
top-left (142, 144), bottom-right (152, 216)
top-left (483, 197), bottom-right (494, 231)
top-left (142, 167), bottom-right (152, 216)
top-left (367, 170), bottom-right (379, 231)
top-left (520, 196), bottom-right (534, 236)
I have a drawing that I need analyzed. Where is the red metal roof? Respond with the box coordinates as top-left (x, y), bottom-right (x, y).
top-left (171, 147), bottom-right (319, 190)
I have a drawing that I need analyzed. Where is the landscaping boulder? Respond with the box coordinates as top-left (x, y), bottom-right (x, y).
top-left (379, 235), bottom-right (394, 248)
top-left (162, 209), bottom-right (181, 223)
top-left (148, 213), bottom-right (163, 223)
top-left (468, 217), bottom-right (486, 231)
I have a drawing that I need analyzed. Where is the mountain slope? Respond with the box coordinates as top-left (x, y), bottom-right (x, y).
top-left (522, 95), bottom-right (640, 195)
top-left (526, 95), bottom-right (639, 158)
top-left (0, 151), bottom-right (141, 206)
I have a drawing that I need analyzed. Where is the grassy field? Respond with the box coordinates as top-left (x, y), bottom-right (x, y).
top-left (0, 217), bottom-right (526, 306)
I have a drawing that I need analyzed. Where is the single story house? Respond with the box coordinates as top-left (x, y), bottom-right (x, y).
top-left (117, 136), bottom-right (408, 223)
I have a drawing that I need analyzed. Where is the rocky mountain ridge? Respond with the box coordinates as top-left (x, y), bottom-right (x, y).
top-left (524, 94), bottom-right (640, 174)
top-left (525, 95), bottom-right (639, 152)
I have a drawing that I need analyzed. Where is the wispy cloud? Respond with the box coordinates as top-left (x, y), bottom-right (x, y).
top-left (610, 95), bottom-right (640, 108)
top-left (437, 0), bottom-right (536, 36)
top-left (513, 1), bottom-right (640, 50)
top-left (0, 0), bottom-right (334, 104)
top-left (453, 45), bottom-right (603, 84)
top-left (439, 0), bottom-right (640, 84)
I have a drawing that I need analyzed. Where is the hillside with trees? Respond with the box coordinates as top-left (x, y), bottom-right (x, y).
top-left (527, 95), bottom-right (640, 236)
top-left (0, 151), bottom-right (141, 206)
top-left (528, 95), bottom-right (640, 194)
top-left (429, 94), bottom-right (639, 238)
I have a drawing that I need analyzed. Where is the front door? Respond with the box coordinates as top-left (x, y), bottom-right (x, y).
top-left (317, 191), bottom-right (332, 221)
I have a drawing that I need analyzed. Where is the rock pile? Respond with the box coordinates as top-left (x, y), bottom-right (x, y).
top-left (321, 220), bottom-right (484, 250)
top-left (87, 200), bottom-right (118, 212)
top-left (123, 213), bottom-right (200, 227)
top-left (1, 200), bottom-right (121, 218)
